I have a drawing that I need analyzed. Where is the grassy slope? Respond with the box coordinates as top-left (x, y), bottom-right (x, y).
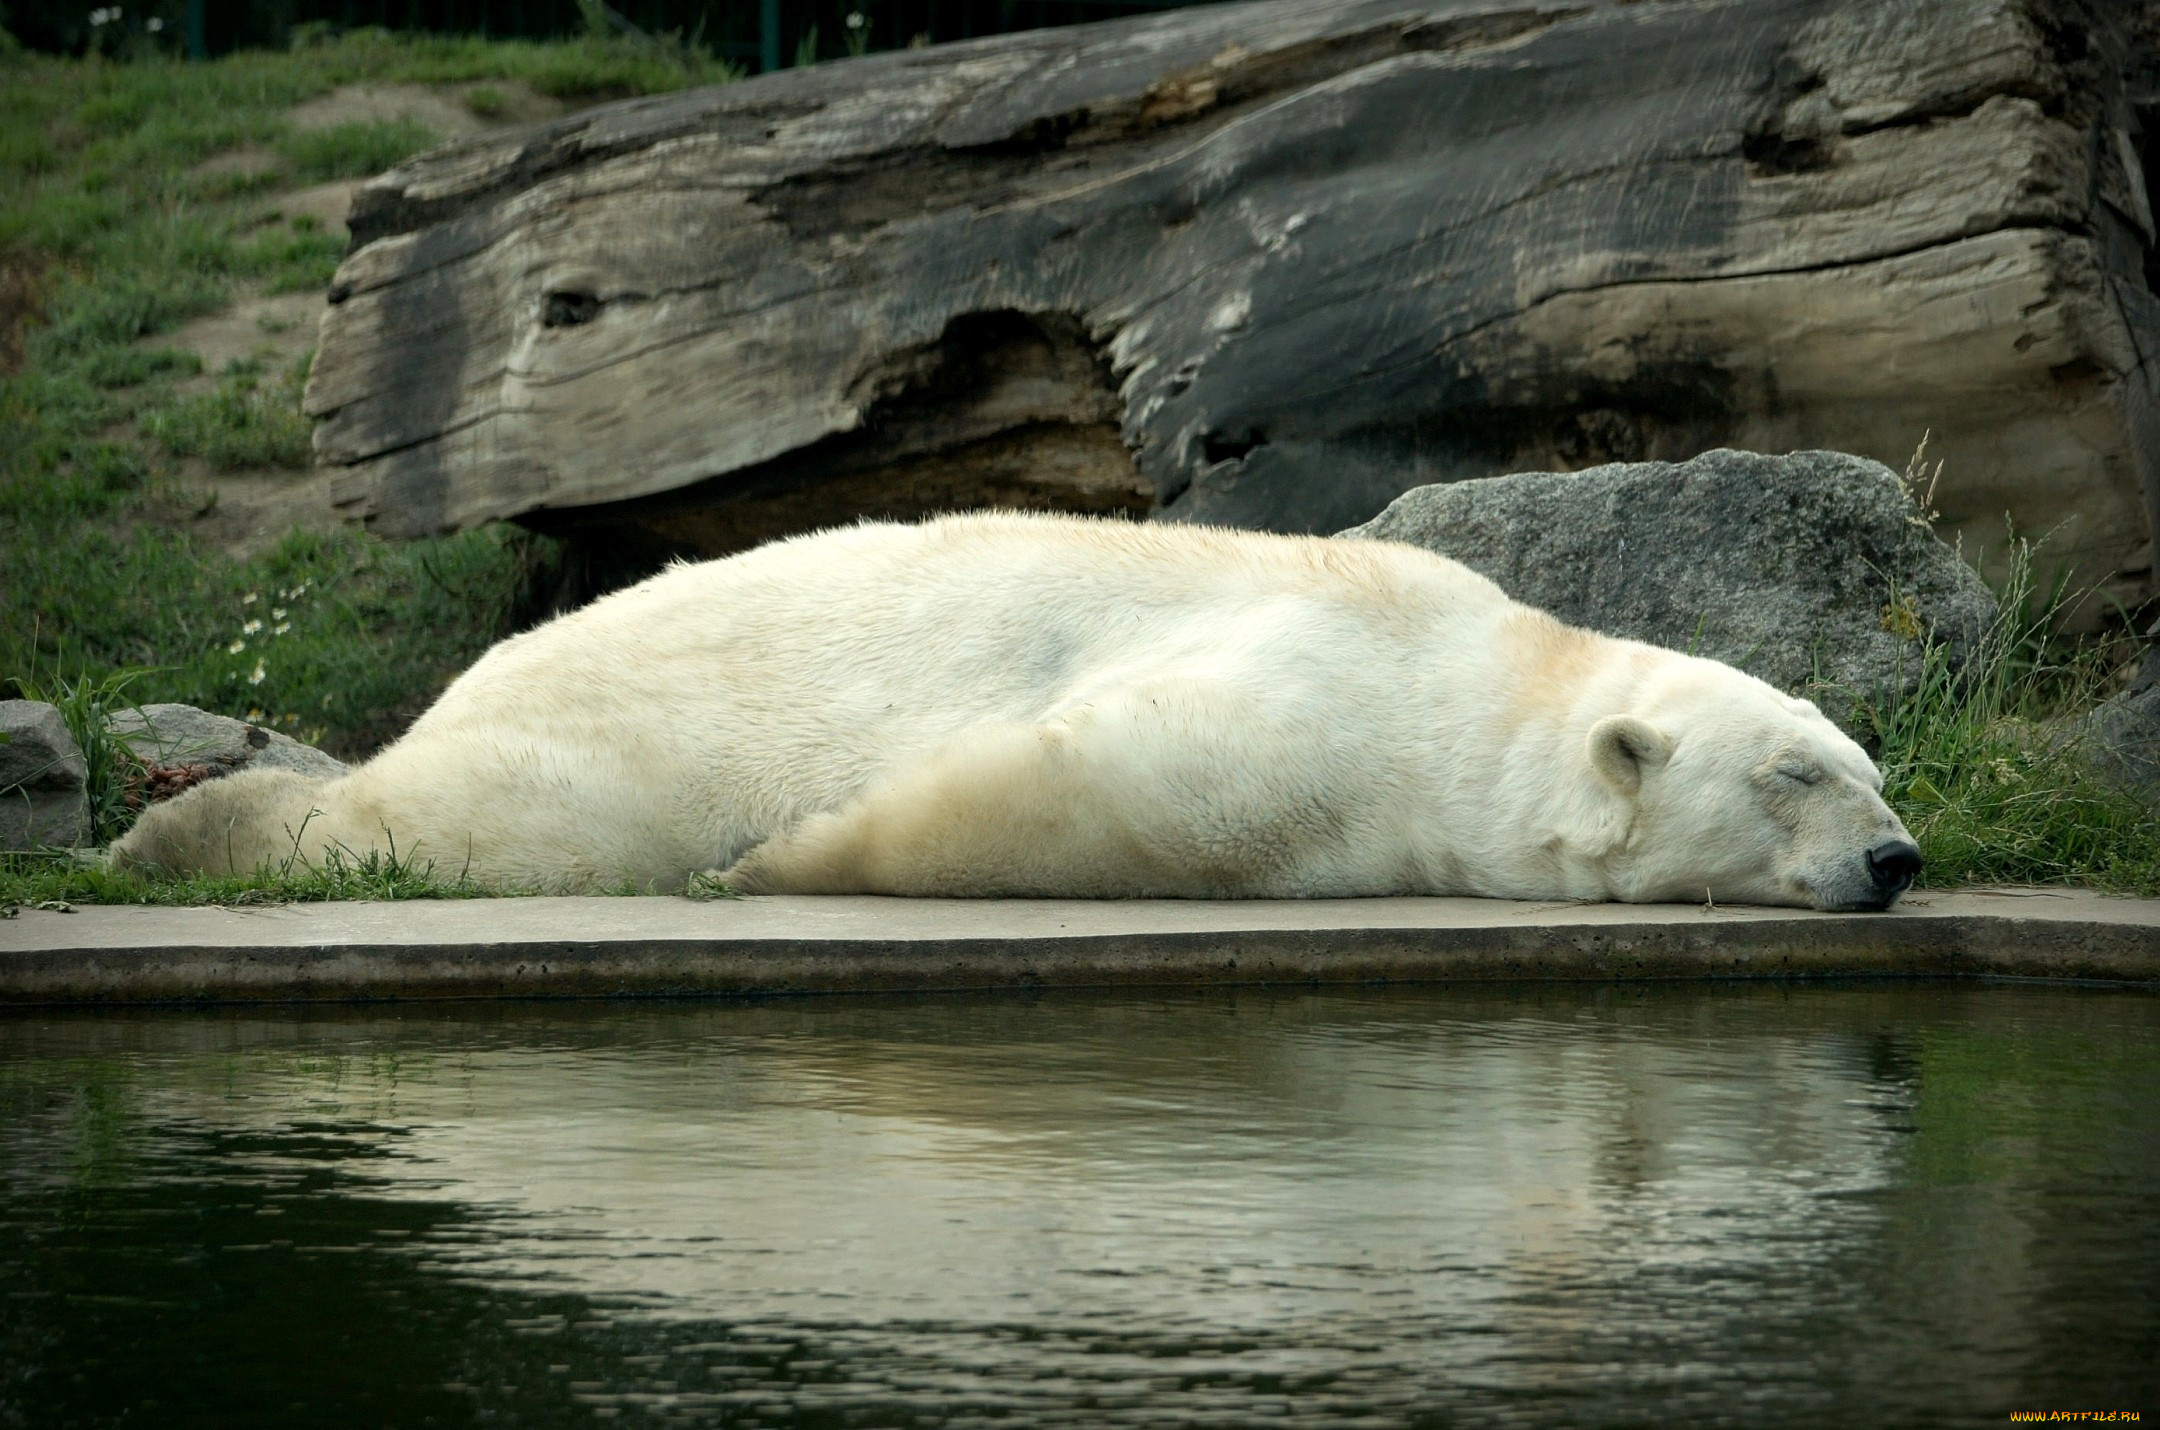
top-left (0, 28), bottom-right (733, 760)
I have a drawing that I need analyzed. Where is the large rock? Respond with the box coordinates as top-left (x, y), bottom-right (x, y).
top-left (108, 705), bottom-right (347, 784)
top-left (2081, 661), bottom-right (2160, 804)
top-left (1342, 449), bottom-right (1998, 710)
top-left (309, 0), bottom-right (2159, 616)
top-left (0, 700), bottom-right (90, 850)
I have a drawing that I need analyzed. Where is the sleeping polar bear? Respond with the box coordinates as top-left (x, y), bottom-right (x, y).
top-left (112, 511), bottom-right (1921, 909)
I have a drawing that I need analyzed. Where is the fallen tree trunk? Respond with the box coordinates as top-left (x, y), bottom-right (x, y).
top-left (308, 0), bottom-right (2160, 611)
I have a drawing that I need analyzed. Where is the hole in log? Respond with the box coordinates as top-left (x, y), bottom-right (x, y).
top-left (543, 292), bottom-right (602, 328)
top-left (1384, 362), bottom-right (1738, 486)
top-left (1201, 429), bottom-right (1266, 465)
top-left (2049, 356), bottom-right (2106, 391)
top-left (1740, 129), bottom-right (1836, 175)
top-left (2038, 14), bottom-right (2090, 65)
top-left (1744, 66), bottom-right (1838, 176)
top-left (523, 310), bottom-right (1151, 597)
top-left (1553, 409), bottom-right (1645, 468)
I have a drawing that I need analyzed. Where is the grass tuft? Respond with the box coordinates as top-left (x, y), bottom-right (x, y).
top-left (276, 118), bottom-right (438, 182)
top-left (0, 840), bottom-right (491, 911)
top-left (234, 218), bottom-right (347, 294)
top-left (143, 353), bottom-right (314, 469)
top-left (85, 344), bottom-right (201, 388)
top-left (1849, 541), bottom-right (2160, 893)
top-left (683, 870), bottom-right (745, 901)
top-left (10, 666), bottom-right (155, 846)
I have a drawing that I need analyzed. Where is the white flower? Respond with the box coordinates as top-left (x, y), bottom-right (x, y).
top-left (271, 607), bottom-right (287, 620)
top-left (242, 618), bottom-right (263, 635)
top-left (145, 16), bottom-right (163, 30)
top-left (245, 707), bottom-right (265, 722)
top-left (227, 638), bottom-right (247, 654)
top-left (242, 591), bottom-right (259, 605)
top-left (247, 661), bottom-right (267, 686)
top-left (846, 9), bottom-right (865, 27)
top-left (273, 622), bottom-right (290, 636)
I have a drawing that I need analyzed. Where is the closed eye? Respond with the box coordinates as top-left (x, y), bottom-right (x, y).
top-left (1778, 764), bottom-right (1821, 786)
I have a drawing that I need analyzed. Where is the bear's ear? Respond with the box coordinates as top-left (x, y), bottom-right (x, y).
top-left (1587, 715), bottom-right (1673, 796)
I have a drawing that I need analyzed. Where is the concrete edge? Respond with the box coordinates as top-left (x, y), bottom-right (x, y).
top-left (2, 892), bottom-right (2157, 1004)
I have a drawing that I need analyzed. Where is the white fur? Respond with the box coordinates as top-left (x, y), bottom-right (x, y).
top-left (111, 512), bottom-right (1914, 907)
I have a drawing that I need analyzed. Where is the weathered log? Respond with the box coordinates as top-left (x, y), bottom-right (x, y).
top-left (309, 0), bottom-right (2160, 611)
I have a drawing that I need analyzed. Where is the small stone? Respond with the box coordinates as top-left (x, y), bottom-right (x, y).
top-left (108, 704), bottom-right (346, 789)
top-left (0, 700), bottom-right (91, 850)
top-left (1342, 448), bottom-right (1998, 723)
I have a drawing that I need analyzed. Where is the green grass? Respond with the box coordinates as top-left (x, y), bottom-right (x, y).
top-left (9, 521), bottom-right (567, 759)
top-left (0, 851), bottom-right (705, 909)
top-left (1848, 545), bottom-right (2160, 894)
top-left (0, 30), bottom-right (734, 772)
top-left (0, 832), bottom-right (738, 908)
top-left (11, 666), bottom-right (156, 846)
top-left (276, 118), bottom-right (441, 182)
top-left (234, 218), bottom-right (347, 293)
top-left (0, 843), bottom-right (493, 911)
top-left (142, 354), bottom-right (314, 468)
top-left (84, 344), bottom-right (200, 388)
top-left (463, 84), bottom-right (509, 119)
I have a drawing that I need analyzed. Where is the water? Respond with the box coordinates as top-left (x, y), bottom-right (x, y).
top-left (2, 984), bottom-right (2155, 1428)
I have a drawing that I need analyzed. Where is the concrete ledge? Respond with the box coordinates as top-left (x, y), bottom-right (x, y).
top-left (3, 889), bottom-right (2157, 1005)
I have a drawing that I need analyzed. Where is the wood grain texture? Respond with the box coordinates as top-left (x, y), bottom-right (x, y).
top-left (307, 0), bottom-right (2160, 604)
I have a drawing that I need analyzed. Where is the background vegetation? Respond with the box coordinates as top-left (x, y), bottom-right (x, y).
top-left (0, 15), bottom-right (2153, 906)
top-left (0, 0), bottom-right (1219, 74)
top-left (0, 22), bottom-right (735, 765)
top-left (1849, 547), bottom-right (2159, 895)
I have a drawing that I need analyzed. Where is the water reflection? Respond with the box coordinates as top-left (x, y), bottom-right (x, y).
top-left (3, 984), bottom-right (2155, 1427)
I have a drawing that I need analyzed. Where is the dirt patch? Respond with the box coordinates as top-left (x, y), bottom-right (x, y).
top-left (287, 81), bottom-right (570, 138)
top-left (193, 146), bottom-right (283, 182)
top-left (137, 82), bottom-right (579, 559)
top-left (270, 180), bottom-right (360, 236)
top-left (160, 289), bottom-right (325, 386)
top-left (178, 463), bottom-right (348, 559)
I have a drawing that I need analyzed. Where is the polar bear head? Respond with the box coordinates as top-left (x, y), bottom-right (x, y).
top-left (1582, 655), bottom-right (1919, 910)
top-left (109, 768), bottom-right (331, 879)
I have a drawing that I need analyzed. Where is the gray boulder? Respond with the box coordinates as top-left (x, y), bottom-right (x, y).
top-left (1342, 449), bottom-right (1997, 713)
top-left (108, 704), bottom-right (347, 784)
top-left (0, 700), bottom-right (90, 850)
top-left (2080, 663), bottom-right (2160, 806)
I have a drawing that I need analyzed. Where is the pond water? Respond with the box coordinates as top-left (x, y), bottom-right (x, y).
top-left (2, 984), bottom-right (2156, 1428)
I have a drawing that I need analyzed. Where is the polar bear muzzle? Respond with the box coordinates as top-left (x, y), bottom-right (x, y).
top-left (1866, 839), bottom-right (1923, 900)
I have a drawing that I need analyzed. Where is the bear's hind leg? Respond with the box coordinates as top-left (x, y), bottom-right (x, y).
top-left (717, 719), bottom-right (1129, 896)
top-left (716, 682), bottom-right (1348, 898)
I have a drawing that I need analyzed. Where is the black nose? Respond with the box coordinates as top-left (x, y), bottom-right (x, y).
top-left (1867, 839), bottom-right (1923, 894)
